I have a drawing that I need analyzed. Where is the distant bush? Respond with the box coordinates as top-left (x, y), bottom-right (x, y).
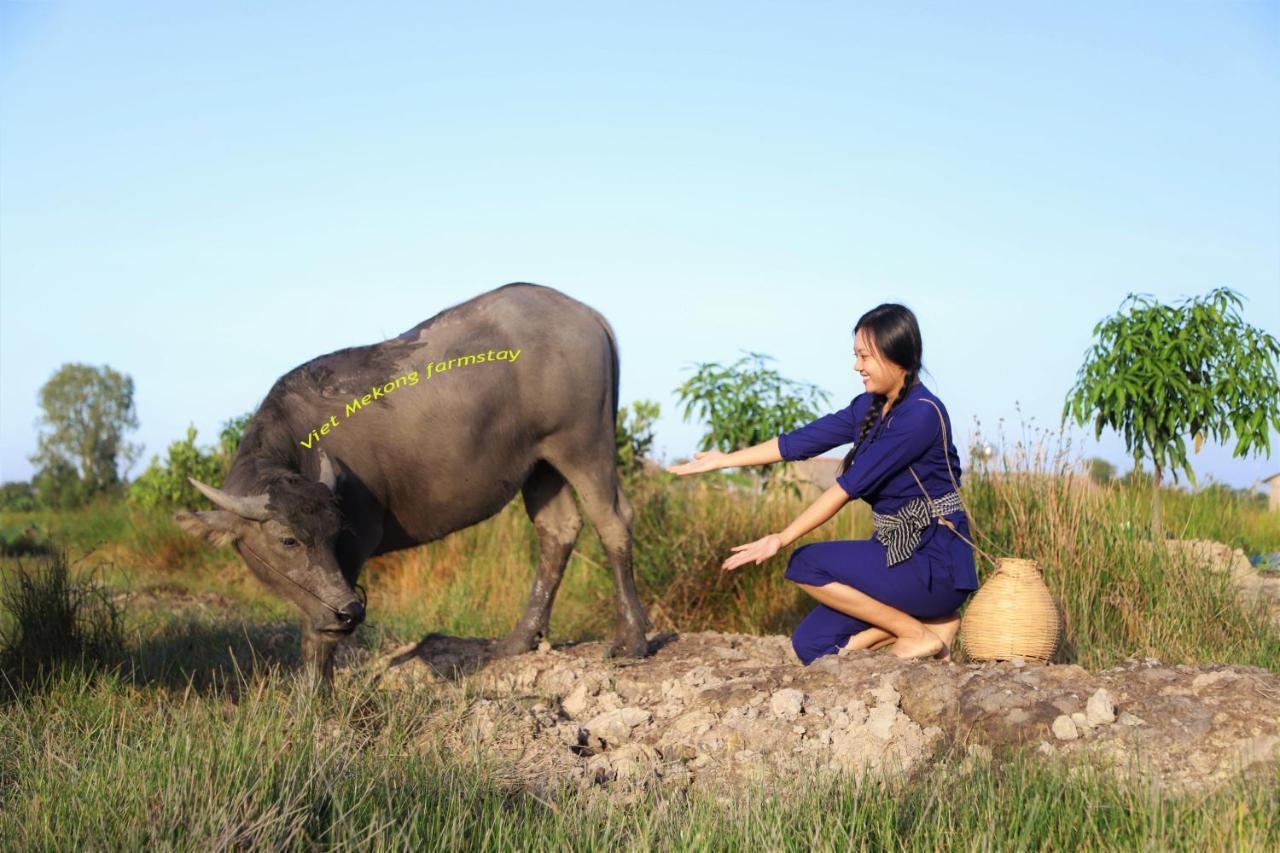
top-left (128, 412), bottom-right (254, 511)
top-left (615, 400), bottom-right (660, 478)
top-left (32, 458), bottom-right (88, 509)
top-left (0, 481), bottom-right (38, 512)
top-left (1085, 457), bottom-right (1115, 485)
top-left (128, 425), bottom-right (228, 511)
top-left (0, 523), bottom-right (53, 557)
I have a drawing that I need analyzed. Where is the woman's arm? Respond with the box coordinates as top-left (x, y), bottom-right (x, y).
top-left (665, 436), bottom-right (783, 476)
top-left (721, 483), bottom-right (851, 571)
top-left (777, 483), bottom-right (850, 547)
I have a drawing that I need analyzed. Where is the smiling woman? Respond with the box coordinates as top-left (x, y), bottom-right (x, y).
top-left (667, 303), bottom-right (978, 664)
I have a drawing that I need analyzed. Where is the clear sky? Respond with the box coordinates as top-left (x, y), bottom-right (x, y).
top-left (2, 2), bottom-right (1277, 491)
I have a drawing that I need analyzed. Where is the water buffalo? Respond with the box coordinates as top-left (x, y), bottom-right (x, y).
top-left (175, 282), bottom-right (650, 684)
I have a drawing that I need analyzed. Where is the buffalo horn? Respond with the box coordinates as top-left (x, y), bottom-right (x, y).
top-left (316, 448), bottom-right (337, 492)
top-left (188, 478), bottom-right (271, 520)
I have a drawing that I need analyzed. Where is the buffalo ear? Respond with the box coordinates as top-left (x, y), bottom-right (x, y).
top-left (174, 510), bottom-right (245, 549)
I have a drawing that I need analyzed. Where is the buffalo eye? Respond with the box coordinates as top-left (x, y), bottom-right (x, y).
top-left (279, 536), bottom-right (301, 549)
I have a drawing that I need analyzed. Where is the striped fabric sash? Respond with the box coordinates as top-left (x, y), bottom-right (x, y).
top-left (871, 489), bottom-right (964, 566)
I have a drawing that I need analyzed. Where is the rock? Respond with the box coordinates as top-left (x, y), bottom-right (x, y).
top-left (1071, 711), bottom-right (1090, 730)
top-left (1006, 708), bottom-right (1031, 724)
top-left (586, 753), bottom-right (614, 783)
top-left (582, 707), bottom-right (652, 746)
top-left (869, 681), bottom-right (900, 707)
top-left (670, 709), bottom-right (717, 735)
top-left (658, 761), bottom-right (693, 787)
top-left (1234, 734), bottom-right (1280, 768)
top-left (562, 682), bottom-right (592, 717)
top-left (1117, 712), bottom-right (1145, 726)
top-left (1052, 714), bottom-right (1079, 741)
top-left (537, 640), bottom-right (552, 653)
top-left (595, 691), bottom-right (624, 712)
top-left (866, 704), bottom-right (898, 741)
top-left (1086, 688), bottom-right (1116, 726)
top-left (770, 688), bottom-right (806, 719)
top-left (610, 743), bottom-right (660, 781)
top-left (1191, 670), bottom-right (1239, 690)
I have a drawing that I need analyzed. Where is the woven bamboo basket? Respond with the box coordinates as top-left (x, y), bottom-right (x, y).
top-left (960, 557), bottom-right (1060, 663)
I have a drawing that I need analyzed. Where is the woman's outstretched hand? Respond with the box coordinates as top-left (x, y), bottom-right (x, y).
top-left (665, 449), bottom-right (728, 476)
top-left (721, 533), bottom-right (782, 571)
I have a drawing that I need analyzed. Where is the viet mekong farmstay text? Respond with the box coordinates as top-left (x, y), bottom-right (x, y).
top-left (298, 347), bottom-right (522, 449)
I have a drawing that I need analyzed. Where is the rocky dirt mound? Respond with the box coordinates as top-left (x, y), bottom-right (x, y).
top-left (366, 630), bottom-right (1280, 800)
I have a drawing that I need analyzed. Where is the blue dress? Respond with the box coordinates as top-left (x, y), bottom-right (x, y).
top-left (776, 381), bottom-right (978, 664)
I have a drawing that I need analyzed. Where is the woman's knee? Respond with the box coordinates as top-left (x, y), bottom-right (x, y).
top-left (790, 604), bottom-right (865, 665)
top-left (784, 543), bottom-right (829, 586)
top-left (790, 631), bottom-right (830, 666)
top-left (917, 587), bottom-right (972, 620)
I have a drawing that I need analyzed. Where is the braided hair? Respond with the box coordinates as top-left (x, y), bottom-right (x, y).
top-left (838, 304), bottom-right (925, 477)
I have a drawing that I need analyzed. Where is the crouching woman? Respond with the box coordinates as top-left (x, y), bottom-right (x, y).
top-left (666, 303), bottom-right (978, 663)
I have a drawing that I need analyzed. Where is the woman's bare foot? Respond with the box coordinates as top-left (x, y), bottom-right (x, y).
top-left (922, 613), bottom-right (961, 662)
top-left (841, 626), bottom-right (893, 653)
top-left (889, 626), bottom-right (944, 659)
top-left (843, 613), bottom-right (961, 659)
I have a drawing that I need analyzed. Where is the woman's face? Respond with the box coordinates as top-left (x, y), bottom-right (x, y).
top-left (854, 328), bottom-right (906, 396)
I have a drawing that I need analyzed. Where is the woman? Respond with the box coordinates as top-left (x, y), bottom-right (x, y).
top-left (666, 304), bottom-right (978, 663)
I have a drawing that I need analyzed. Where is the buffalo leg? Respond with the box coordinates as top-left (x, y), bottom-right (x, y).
top-left (554, 459), bottom-right (649, 659)
top-left (494, 461), bottom-right (582, 657)
top-left (302, 628), bottom-right (338, 690)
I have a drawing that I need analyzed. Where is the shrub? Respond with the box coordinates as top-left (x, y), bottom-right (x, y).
top-left (129, 425), bottom-right (229, 510)
top-left (0, 547), bottom-right (124, 692)
top-left (0, 523), bottom-right (53, 557)
top-left (0, 481), bottom-right (38, 512)
top-left (129, 413), bottom-right (255, 511)
top-left (615, 400), bottom-right (660, 479)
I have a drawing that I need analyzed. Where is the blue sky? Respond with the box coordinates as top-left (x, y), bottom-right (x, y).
top-left (2, 2), bottom-right (1277, 490)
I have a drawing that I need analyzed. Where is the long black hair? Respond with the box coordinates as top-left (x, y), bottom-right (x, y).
top-left (838, 304), bottom-right (925, 477)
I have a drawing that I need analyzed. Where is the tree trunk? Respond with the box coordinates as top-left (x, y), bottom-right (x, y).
top-left (1151, 461), bottom-right (1164, 541)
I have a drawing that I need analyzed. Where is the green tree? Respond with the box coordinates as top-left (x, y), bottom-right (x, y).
top-left (1063, 287), bottom-right (1280, 539)
top-left (615, 400), bottom-right (661, 479)
top-left (29, 363), bottom-right (141, 504)
top-left (675, 351), bottom-right (832, 489)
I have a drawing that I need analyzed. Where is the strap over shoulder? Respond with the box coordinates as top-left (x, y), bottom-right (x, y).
top-left (908, 396), bottom-right (962, 503)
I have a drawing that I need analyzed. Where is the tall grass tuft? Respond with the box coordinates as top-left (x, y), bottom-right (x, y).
top-left (0, 547), bottom-right (125, 695)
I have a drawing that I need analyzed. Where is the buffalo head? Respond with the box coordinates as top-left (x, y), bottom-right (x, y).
top-left (173, 450), bottom-right (365, 636)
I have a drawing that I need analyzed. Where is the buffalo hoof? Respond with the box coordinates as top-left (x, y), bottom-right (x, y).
top-left (605, 634), bottom-right (649, 659)
top-left (493, 632), bottom-right (539, 658)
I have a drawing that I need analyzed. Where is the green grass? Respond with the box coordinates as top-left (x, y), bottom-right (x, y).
top-left (0, 661), bottom-right (1275, 850)
top-left (3, 438), bottom-right (1279, 847)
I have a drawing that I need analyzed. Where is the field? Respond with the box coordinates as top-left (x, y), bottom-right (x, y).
top-left (2, 442), bottom-right (1279, 849)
